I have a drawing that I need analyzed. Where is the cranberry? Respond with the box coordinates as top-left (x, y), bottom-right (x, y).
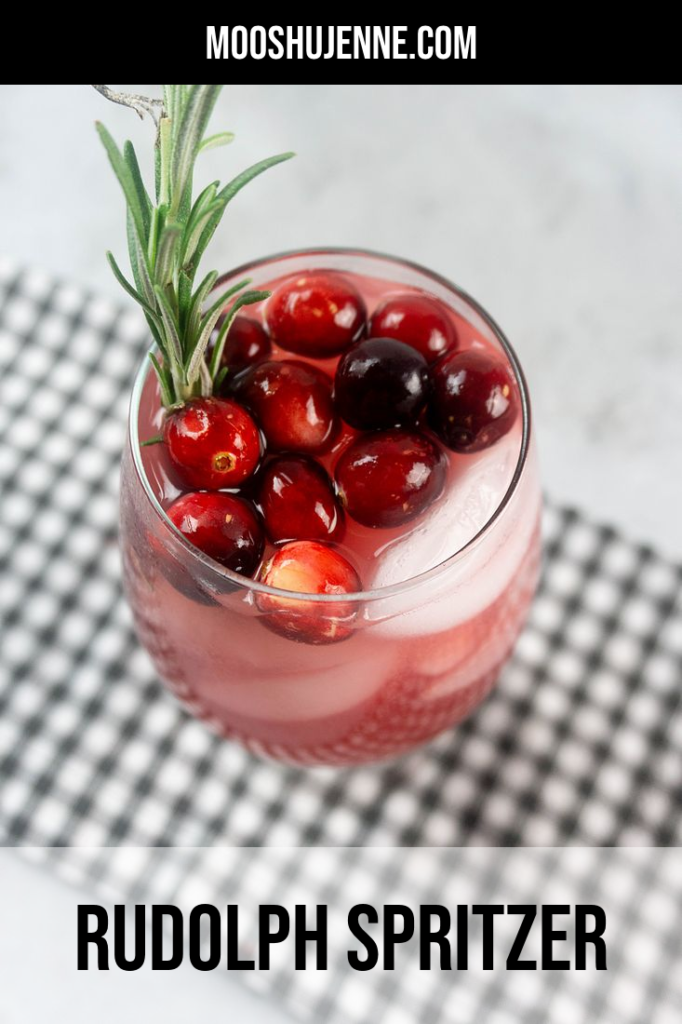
top-left (218, 314), bottom-right (271, 375)
top-left (257, 540), bottom-right (361, 644)
top-left (429, 349), bottom-right (518, 453)
top-left (334, 337), bottom-right (429, 430)
top-left (164, 397), bottom-right (261, 490)
top-left (335, 429), bottom-right (445, 528)
top-left (166, 492), bottom-right (264, 576)
top-left (234, 359), bottom-right (338, 454)
top-left (259, 455), bottom-right (344, 544)
top-left (368, 294), bottom-right (458, 363)
top-left (265, 272), bottom-right (366, 358)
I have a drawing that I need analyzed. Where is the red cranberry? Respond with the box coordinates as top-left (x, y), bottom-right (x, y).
top-left (334, 337), bottom-right (429, 430)
top-left (335, 429), bottom-right (445, 528)
top-left (164, 397), bottom-right (261, 490)
top-left (257, 540), bottom-right (361, 644)
top-left (265, 272), bottom-right (366, 358)
top-left (166, 492), bottom-right (264, 576)
top-left (218, 315), bottom-right (271, 375)
top-left (429, 349), bottom-right (518, 453)
top-left (368, 294), bottom-right (458, 363)
top-left (259, 455), bottom-right (344, 544)
top-left (234, 359), bottom-right (338, 454)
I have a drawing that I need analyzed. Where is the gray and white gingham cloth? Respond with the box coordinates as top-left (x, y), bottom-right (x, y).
top-left (2, 258), bottom-right (681, 1022)
top-left (1, 258), bottom-right (681, 850)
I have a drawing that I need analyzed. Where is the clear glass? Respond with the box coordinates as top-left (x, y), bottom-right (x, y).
top-left (120, 249), bottom-right (541, 766)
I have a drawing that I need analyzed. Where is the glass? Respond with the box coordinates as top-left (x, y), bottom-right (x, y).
top-left (120, 249), bottom-right (541, 766)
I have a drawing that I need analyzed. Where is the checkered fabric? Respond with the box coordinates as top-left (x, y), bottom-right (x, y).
top-left (1, 257), bottom-right (681, 850)
top-left (2, 258), bottom-right (681, 1021)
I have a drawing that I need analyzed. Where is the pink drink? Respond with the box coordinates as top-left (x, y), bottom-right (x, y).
top-left (120, 250), bottom-right (541, 766)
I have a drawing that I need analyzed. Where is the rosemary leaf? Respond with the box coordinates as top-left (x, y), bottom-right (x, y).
top-left (127, 210), bottom-right (155, 307)
top-left (149, 353), bottom-right (174, 408)
top-left (203, 278), bottom-right (255, 325)
top-left (171, 85), bottom-right (222, 216)
top-left (105, 251), bottom-right (156, 317)
top-left (96, 122), bottom-right (148, 245)
top-left (198, 131), bottom-right (236, 153)
top-left (123, 141), bottom-right (152, 238)
top-left (185, 300), bottom-right (228, 387)
top-left (155, 222), bottom-right (183, 288)
top-left (209, 290), bottom-right (270, 380)
top-left (154, 286), bottom-right (185, 383)
top-left (185, 270), bottom-right (220, 347)
top-left (216, 152), bottom-right (295, 206)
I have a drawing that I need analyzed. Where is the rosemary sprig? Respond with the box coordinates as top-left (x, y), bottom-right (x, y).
top-left (94, 84), bottom-right (293, 408)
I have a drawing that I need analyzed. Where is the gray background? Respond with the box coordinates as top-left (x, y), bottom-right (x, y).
top-left (1, 84), bottom-right (681, 1022)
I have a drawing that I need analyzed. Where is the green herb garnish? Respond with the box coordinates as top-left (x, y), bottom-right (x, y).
top-left (93, 84), bottom-right (293, 408)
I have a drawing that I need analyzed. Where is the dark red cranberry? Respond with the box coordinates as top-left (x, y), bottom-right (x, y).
top-left (234, 359), bottom-right (338, 454)
top-left (218, 315), bottom-right (271, 374)
top-left (164, 397), bottom-right (261, 490)
top-left (166, 492), bottom-right (264, 576)
top-left (144, 530), bottom-right (219, 606)
top-left (259, 455), bottom-right (344, 544)
top-left (368, 294), bottom-right (458, 363)
top-left (265, 272), bottom-right (366, 358)
top-left (429, 349), bottom-right (518, 453)
top-left (334, 337), bottom-right (429, 430)
top-left (257, 540), bottom-right (361, 644)
top-left (335, 429), bottom-right (445, 528)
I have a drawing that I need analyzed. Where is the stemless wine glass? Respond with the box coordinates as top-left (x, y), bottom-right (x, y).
top-left (120, 249), bottom-right (541, 766)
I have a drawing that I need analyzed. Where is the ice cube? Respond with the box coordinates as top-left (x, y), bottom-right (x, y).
top-left (370, 436), bottom-right (539, 637)
top-left (206, 648), bottom-right (396, 722)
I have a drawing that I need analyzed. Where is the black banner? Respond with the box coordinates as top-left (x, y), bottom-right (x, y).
top-left (23, 15), bottom-right (679, 82)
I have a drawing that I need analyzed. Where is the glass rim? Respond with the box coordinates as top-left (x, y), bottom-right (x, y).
top-left (128, 246), bottom-right (532, 604)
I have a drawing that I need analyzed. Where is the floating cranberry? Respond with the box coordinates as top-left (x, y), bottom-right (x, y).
top-left (335, 429), bottom-right (445, 528)
top-left (334, 337), bottom-right (429, 430)
top-left (218, 315), bottom-right (271, 375)
top-left (368, 294), bottom-right (458, 363)
top-left (234, 359), bottom-right (338, 454)
top-left (164, 397), bottom-right (261, 490)
top-left (265, 271), bottom-right (366, 358)
top-left (429, 349), bottom-right (518, 453)
top-left (166, 492), bottom-right (264, 576)
top-left (259, 455), bottom-right (344, 544)
top-left (257, 540), bottom-right (361, 644)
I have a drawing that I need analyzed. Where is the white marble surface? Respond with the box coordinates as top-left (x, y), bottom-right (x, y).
top-left (0, 852), bottom-right (288, 1024)
top-left (1, 84), bottom-right (681, 1022)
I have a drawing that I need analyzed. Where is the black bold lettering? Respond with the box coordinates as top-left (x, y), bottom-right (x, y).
top-left (189, 904), bottom-right (222, 970)
top-left (226, 905), bottom-right (255, 969)
top-left (576, 905), bottom-right (607, 969)
top-left (258, 906), bottom-right (290, 969)
top-left (383, 905), bottom-right (414, 969)
top-left (113, 905), bottom-right (145, 971)
top-left (506, 906), bottom-right (536, 969)
top-left (77, 905), bottom-right (109, 970)
top-left (348, 904), bottom-right (378, 971)
top-left (294, 905), bottom-right (327, 970)
top-left (472, 905), bottom-right (503, 969)
top-left (419, 906), bottom-right (451, 970)
top-left (151, 906), bottom-right (183, 970)
top-left (541, 905), bottom-right (570, 969)
top-left (456, 905), bottom-right (468, 970)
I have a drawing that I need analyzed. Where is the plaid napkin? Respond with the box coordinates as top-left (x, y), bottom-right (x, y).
top-left (1, 259), bottom-right (681, 1020)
